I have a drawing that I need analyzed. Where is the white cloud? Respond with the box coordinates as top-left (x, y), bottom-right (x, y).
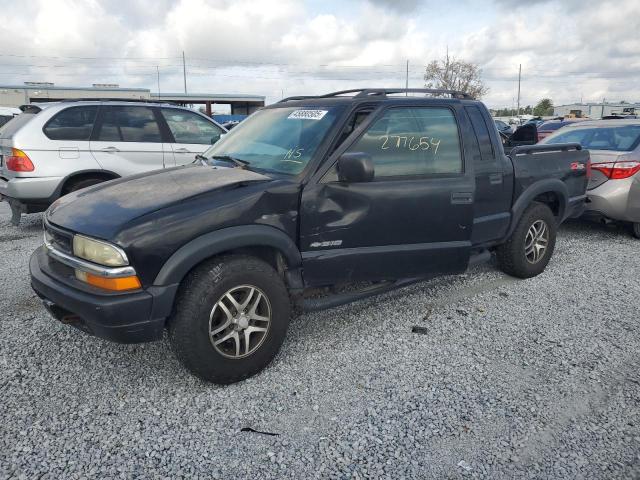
top-left (0, 0), bottom-right (638, 107)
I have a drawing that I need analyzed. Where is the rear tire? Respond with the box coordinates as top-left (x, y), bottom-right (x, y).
top-left (632, 222), bottom-right (640, 239)
top-left (496, 202), bottom-right (557, 279)
top-left (169, 255), bottom-right (291, 384)
top-left (62, 177), bottom-right (108, 195)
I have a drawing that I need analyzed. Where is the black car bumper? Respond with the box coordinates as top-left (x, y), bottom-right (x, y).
top-left (30, 246), bottom-right (178, 344)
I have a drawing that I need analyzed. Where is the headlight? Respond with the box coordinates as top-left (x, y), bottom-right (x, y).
top-left (72, 235), bottom-right (128, 267)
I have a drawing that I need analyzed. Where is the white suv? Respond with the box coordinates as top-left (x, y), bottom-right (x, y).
top-left (0, 101), bottom-right (226, 224)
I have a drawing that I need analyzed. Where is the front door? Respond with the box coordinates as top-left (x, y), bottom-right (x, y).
top-left (159, 108), bottom-right (225, 166)
top-left (300, 105), bottom-right (474, 286)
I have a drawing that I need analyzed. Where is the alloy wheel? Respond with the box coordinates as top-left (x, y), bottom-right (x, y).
top-left (208, 285), bottom-right (271, 359)
top-left (525, 219), bottom-right (549, 264)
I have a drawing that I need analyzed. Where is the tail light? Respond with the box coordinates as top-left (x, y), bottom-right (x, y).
top-left (6, 148), bottom-right (35, 172)
top-left (591, 160), bottom-right (640, 180)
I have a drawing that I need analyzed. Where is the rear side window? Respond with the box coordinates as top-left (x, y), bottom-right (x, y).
top-left (161, 108), bottom-right (224, 144)
top-left (546, 125), bottom-right (640, 151)
top-left (43, 107), bottom-right (97, 141)
top-left (346, 107), bottom-right (462, 178)
top-left (466, 106), bottom-right (495, 163)
top-left (538, 121), bottom-right (563, 132)
top-left (97, 106), bottom-right (162, 143)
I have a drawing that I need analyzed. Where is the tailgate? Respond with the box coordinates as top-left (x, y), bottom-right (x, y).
top-left (509, 143), bottom-right (590, 199)
top-left (0, 112), bottom-right (37, 178)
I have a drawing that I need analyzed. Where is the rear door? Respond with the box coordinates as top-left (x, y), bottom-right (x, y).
top-left (90, 105), bottom-right (167, 175)
top-left (465, 105), bottom-right (512, 244)
top-left (159, 108), bottom-right (225, 166)
top-left (299, 104), bottom-right (474, 286)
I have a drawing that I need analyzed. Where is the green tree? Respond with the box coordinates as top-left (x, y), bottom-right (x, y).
top-left (424, 54), bottom-right (488, 99)
top-left (533, 98), bottom-right (554, 116)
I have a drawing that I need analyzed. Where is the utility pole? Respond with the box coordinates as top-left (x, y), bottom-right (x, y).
top-left (405, 59), bottom-right (409, 95)
top-left (156, 66), bottom-right (161, 97)
top-left (182, 51), bottom-right (187, 94)
top-left (516, 63), bottom-right (521, 122)
top-left (601, 98), bottom-right (605, 118)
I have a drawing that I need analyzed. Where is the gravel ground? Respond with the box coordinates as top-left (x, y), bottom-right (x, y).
top-left (1, 201), bottom-right (639, 479)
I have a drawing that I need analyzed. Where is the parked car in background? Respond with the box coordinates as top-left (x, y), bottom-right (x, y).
top-left (537, 118), bottom-right (586, 142)
top-left (0, 106), bottom-right (21, 128)
top-left (30, 88), bottom-right (589, 383)
top-left (540, 119), bottom-right (640, 238)
top-left (221, 120), bottom-right (241, 130)
top-left (494, 119), bottom-right (512, 134)
top-left (0, 101), bottom-right (226, 225)
top-left (525, 118), bottom-right (545, 128)
top-left (602, 115), bottom-right (639, 120)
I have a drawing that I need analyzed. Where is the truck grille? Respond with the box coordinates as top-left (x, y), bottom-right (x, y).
top-left (44, 220), bottom-right (73, 255)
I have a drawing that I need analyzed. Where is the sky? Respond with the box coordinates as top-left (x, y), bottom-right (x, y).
top-left (0, 0), bottom-right (639, 109)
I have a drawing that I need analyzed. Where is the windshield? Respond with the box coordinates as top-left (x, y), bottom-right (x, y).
top-left (202, 106), bottom-right (344, 174)
top-left (543, 124), bottom-right (640, 151)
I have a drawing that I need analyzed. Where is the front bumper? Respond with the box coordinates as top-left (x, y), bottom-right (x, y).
top-left (586, 176), bottom-right (640, 223)
top-left (30, 246), bottom-right (178, 343)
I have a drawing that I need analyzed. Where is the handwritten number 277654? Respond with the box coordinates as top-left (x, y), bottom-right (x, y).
top-left (380, 135), bottom-right (441, 155)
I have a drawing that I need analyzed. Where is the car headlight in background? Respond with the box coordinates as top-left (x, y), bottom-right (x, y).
top-left (73, 235), bottom-right (128, 267)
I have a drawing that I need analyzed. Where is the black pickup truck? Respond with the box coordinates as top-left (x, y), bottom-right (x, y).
top-left (30, 89), bottom-right (590, 383)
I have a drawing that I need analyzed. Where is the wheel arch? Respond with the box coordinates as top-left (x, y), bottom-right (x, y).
top-left (58, 169), bottom-right (120, 196)
top-left (507, 179), bottom-right (569, 238)
top-left (153, 225), bottom-right (302, 287)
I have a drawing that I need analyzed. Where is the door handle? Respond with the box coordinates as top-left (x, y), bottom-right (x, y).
top-left (174, 148), bottom-right (190, 153)
top-left (451, 192), bottom-right (473, 204)
top-left (489, 173), bottom-right (503, 185)
top-left (100, 146), bottom-right (119, 153)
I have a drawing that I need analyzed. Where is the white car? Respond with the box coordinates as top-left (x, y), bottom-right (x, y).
top-left (0, 106), bottom-right (21, 128)
top-left (0, 101), bottom-right (226, 224)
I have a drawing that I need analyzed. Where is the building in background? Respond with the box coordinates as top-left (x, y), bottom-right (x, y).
top-left (554, 102), bottom-right (640, 119)
top-left (0, 82), bottom-right (265, 116)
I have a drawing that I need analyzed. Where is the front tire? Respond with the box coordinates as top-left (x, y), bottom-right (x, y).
top-left (496, 202), bottom-right (557, 279)
top-left (632, 222), bottom-right (640, 239)
top-left (169, 255), bottom-right (291, 384)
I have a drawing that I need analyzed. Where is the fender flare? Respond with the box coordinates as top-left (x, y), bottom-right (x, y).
top-left (506, 179), bottom-right (569, 237)
top-left (153, 225), bottom-right (302, 285)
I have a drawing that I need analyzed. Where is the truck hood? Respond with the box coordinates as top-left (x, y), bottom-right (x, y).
top-left (46, 165), bottom-right (271, 238)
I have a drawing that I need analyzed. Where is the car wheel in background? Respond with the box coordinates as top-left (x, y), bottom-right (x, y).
top-left (169, 255), bottom-right (291, 384)
top-left (496, 202), bottom-right (557, 279)
top-left (62, 177), bottom-right (107, 195)
top-left (632, 222), bottom-right (640, 239)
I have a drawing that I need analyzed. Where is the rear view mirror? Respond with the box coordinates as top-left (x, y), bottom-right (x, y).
top-left (338, 152), bottom-right (374, 183)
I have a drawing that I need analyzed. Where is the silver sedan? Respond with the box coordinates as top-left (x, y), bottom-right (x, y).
top-left (540, 119), bottom-right (640, 238)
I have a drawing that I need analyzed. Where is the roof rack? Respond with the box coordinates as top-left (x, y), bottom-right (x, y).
top-left (57, 98), bottom-right (166, 104)
top-left (279, 88), bottom-right (472, 103)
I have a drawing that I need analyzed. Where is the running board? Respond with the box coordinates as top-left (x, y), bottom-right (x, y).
top-left (468, 249), bottom-right (491, 268)
top-left (299, 277), bottom-right (428, 312)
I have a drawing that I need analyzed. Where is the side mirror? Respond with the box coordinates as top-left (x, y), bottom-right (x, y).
top-left (337, 152), bottom-right (374, 183)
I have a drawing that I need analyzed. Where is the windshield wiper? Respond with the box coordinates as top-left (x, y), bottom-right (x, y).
top-left (210, 155), bottom-right (251, 169)
top-left (193, 154), bottom-right (209, 165)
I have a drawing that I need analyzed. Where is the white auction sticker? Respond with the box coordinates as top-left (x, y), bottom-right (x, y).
top-left (288, 109), bottom-right (328, 120)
